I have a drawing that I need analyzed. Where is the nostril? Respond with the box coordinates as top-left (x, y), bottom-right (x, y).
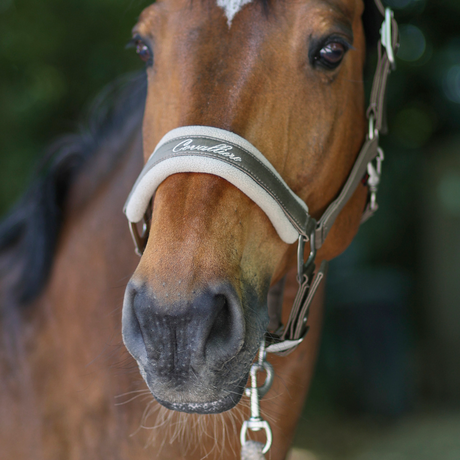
top-left (204, 291), bottom-right (245, 364)
top-left (122, 282), bottom-right (148, 364)
top-left (206, 295), bottom-right (231, 348)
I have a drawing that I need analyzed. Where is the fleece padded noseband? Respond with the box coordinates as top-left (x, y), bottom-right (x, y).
top-left (124, 126), bottom-right (314, 244)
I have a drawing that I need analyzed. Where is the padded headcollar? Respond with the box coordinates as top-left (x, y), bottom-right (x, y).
top-left (124, 126), bottom-right (313, 244)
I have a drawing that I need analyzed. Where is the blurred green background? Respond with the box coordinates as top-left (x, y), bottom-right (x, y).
top-left (0, 0), bottom-right (151, 213)
top-left (1, 0), bottom-right (460, 459)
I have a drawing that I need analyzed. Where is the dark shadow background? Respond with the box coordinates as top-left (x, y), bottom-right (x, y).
top-left (1, 0), bottom-right (460, 458)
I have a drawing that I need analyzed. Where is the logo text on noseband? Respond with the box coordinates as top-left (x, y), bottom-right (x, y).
top-left (172, 139), bottom-right (242, 162)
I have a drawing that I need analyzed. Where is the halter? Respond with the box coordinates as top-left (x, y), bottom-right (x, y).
top-left (124, 0), bottom-right (398, 357)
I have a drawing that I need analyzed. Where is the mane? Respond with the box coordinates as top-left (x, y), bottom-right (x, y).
top-left (0, 72), bottom-right (147, 311)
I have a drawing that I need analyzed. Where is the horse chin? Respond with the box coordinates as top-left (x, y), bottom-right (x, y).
top-left (136, 352), bottom-right (254, 413)
top-left (153, 385), bottom-right (247, 414)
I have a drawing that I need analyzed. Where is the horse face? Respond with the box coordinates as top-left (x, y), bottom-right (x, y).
top-left (123, 0), bottom-right (368, 413)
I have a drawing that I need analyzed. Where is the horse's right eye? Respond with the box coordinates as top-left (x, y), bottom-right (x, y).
top-left (128, 36), bottom-right (153, 66)
top-left (136, 39), bottom-right (153, 65)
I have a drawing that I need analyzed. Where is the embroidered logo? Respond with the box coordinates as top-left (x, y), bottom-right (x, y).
top-left (172, 139), bottom-right (242, 162)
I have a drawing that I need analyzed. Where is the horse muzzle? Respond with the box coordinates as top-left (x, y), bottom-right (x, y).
top-left (121, 122), bottom-right (384, 412)
top-left (122, 277), bottom-right (265, 413)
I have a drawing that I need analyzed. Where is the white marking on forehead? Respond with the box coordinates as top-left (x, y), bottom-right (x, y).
top-left (216, 0), bottom-right (253, 27)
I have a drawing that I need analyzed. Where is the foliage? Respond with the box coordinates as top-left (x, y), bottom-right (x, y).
top-left (0, 0), bottom-right (150, 214)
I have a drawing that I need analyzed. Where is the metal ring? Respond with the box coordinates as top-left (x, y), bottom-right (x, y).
top-left (240, 420), bottom-right (273, 454)
top-left (257, 361), bottom-right (274, 398)
top-left (244, 361), bottom-right (274, 398)
top-left (129, 218), bottom-right (149, 256)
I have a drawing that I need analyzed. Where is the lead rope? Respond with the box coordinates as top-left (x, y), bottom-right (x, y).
top-left (240, 341), bottom-right (274, 460)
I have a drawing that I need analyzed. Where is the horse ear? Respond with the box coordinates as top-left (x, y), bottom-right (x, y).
top-left (362, 0), bottom-right (382, 50)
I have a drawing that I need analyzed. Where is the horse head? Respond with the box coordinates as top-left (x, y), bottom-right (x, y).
top-left (122, 0), bottom-right (388, 414)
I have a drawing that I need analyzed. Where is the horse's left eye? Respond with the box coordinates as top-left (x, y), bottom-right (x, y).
top-left (317, 42), bottom-right (347, 69)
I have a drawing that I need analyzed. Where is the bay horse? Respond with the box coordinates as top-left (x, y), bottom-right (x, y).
top-left (0, 0), bottom-right (397, 458)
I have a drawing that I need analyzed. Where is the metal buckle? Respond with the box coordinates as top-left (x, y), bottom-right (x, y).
top-left (297, 227), bottom-right (317, 284)
top-left (263, 229), bottom-right (317, 354)
top-left (381, 8), bottom-right (396, 70)
top-left (367, 147), bottom-right (384, 211)
top-left (368, 112), bottom-right (378, 141)
top-left (265, 333), bottom-right (306, 354)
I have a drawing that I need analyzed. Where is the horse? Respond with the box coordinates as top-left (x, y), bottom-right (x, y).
top-left (0, 0), bottom-right (397, 458)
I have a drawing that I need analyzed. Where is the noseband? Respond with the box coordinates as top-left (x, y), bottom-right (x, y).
top-left (124, 1), bottom-right (398, 356)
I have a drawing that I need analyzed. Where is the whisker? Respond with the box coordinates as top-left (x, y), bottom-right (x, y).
top-left (114, 393), bottom-right (152, 406)
top-left (115, 389), bottom-right (151, 398)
